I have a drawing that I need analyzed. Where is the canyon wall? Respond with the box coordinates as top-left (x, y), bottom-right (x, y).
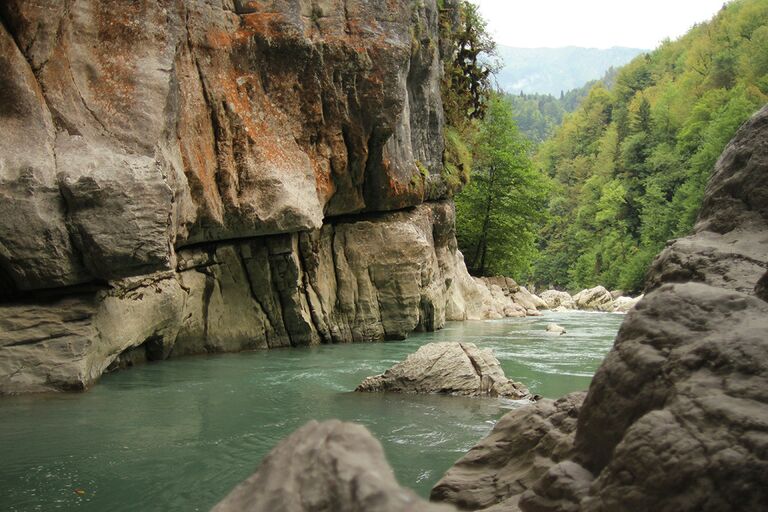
top-left (0, 0), bottom-right (490, 394)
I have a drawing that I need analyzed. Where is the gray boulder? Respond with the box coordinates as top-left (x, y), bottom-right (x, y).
top-left (540, 290), bottom-right (576, 310)
top-left (513, 286), bottom-right (548, 311)
top-left (356, 342), bottom-right (532, 399)
top-left (522, 283), bottom-right (768, 512)
top-left (611, 295), bottom-right (642, 313)
top-left (212, 420), bottom-right (454, 512)
top-left (431, 393), bottom-right (585, 511)
top-left (572, 286), bottom-right (614, 311)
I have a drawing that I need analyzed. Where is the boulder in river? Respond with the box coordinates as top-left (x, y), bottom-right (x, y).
top-left (431, 393), bottom-right (585, 510)
top-left (356, 342), bottom-right (532, 400)
top-left (611, 294), bottom-right (643, 313)
top-left (540, 290), bottom-right (576, 310)
top-left (546, 323), bottom-right (567, 335)
top-left (212, 420), bottom-right (454, 512)
top-left (512, 286), bottom-right (548, 311)
top-left (572, 286), bottom-right (614, 311)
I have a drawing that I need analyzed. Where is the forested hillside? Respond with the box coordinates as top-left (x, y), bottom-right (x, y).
top-left (505, 68), bottom-right (619, 143)
top-left (530, 0), bottom-right (768, 293)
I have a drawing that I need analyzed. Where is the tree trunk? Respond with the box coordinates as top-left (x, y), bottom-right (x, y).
top-left (475, 165), bottom-right (495, 275)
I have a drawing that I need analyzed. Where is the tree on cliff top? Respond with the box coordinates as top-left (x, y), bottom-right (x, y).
top-left (440, 0), bottom-right (497, 131)
top-left (456, 95), bottom-right (549, 277)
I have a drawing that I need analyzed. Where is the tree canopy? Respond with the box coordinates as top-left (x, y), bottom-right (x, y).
top-left (528, 0), bottom-right (768, 293)
top-left (456, 95), bottom-right (549, 277)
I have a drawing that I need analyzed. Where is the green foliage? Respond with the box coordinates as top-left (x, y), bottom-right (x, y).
top-left (455, 95), bottom-right (549, 277)
top-left (438, 0), bottom-right (496, 198)
top-left (442, 126), bottom-right (471, 190)
top-left (440, 0), bottom-right (497, 130)
top-left (504, 68), bottom-right (621, 144)
top-left (530, 0), bottom-right (768, 293)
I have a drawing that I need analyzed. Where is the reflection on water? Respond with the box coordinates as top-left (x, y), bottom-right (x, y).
top-left (0, 311), bottom-right (623, 511)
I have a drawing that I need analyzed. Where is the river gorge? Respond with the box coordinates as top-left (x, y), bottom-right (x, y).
top-left (1, 312), bottom-right (623, 511)
top-left (1, 0), bottom-right (766, 510)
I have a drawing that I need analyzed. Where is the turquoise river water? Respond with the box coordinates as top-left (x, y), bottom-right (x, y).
top-left (0, 311), bottom-right (624, 511)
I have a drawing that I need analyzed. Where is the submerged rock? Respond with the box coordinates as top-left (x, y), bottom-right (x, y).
top-left (356, 342), bottom-right (532, 400)
top-left (546, 323), bottom-right (567, 335)
top-left (540, 290), bottom-right (576, 310)
top-left (431, 393), bottom-right (585, 510)
top-left (212, 420), bottom-right (454, 512)
top-left (572, 286), bottom-right (614, 311)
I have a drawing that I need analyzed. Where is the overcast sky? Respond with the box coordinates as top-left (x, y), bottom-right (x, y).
top-left (471, 0), bottom-right (729, 49)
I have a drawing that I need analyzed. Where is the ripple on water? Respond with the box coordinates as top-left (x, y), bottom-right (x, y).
top-left (0, 311), bottom-right (623, 511)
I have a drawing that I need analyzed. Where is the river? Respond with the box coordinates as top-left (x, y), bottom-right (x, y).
top-left (0, 311), bottom-right (624, 511)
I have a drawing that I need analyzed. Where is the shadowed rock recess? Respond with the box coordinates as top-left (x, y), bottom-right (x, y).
top-left (432, 104), bottom-right (768, 511)
top-left (0, 0), bottom-right (516, 394)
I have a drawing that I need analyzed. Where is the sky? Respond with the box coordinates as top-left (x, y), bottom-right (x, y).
top-left (471, 0), bottom-right (729, 50)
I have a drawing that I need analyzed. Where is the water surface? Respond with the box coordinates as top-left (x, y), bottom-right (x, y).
top-left (0, 311), bottom-right (623, 511)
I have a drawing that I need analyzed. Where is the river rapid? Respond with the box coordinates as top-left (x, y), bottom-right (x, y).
top-left (0, 311), bottom-right (624, 511)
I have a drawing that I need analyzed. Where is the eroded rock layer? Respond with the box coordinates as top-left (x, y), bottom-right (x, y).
top-left (1, 201), bottom-right (488, 393)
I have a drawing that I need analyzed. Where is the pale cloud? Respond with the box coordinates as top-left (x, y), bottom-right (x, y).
top-left (471, 0), bottom-right (728, 49)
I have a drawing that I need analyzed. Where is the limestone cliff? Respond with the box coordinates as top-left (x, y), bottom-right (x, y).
top-left (0, 0), bottom-right (496, 394)
top-left (0, 0), bottom-right (450, 293)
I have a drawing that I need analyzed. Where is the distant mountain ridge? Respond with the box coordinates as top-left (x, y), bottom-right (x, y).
top-left (495, 46), bottom-right (646, 96)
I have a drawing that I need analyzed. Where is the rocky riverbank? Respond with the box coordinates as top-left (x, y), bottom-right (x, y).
top-left (0, 0), bottom-right (489, 395)
top-left (0, 0), bottom-right (600, 395)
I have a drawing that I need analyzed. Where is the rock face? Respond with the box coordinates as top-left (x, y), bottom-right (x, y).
top-left (0, 0), bottom-right (494, 394)
top-left (212, 420), bottom-right (454, 512)
top-left (431, 393), bottom-right (585, 511)
top-left (1, 201), bottom-right (488, 393)
top-left (571, 286), bottom-right (614, 312)
top-left (0, 0), bottom-right (451, 294)
top-left (445, 271), bottom-right (543, 321)
top-left (540, 290), bottom-right (576, 310)
top-left (434, 106), bottom-right (768, 511)
top-left (356, 342), bottom-right (532, 399)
